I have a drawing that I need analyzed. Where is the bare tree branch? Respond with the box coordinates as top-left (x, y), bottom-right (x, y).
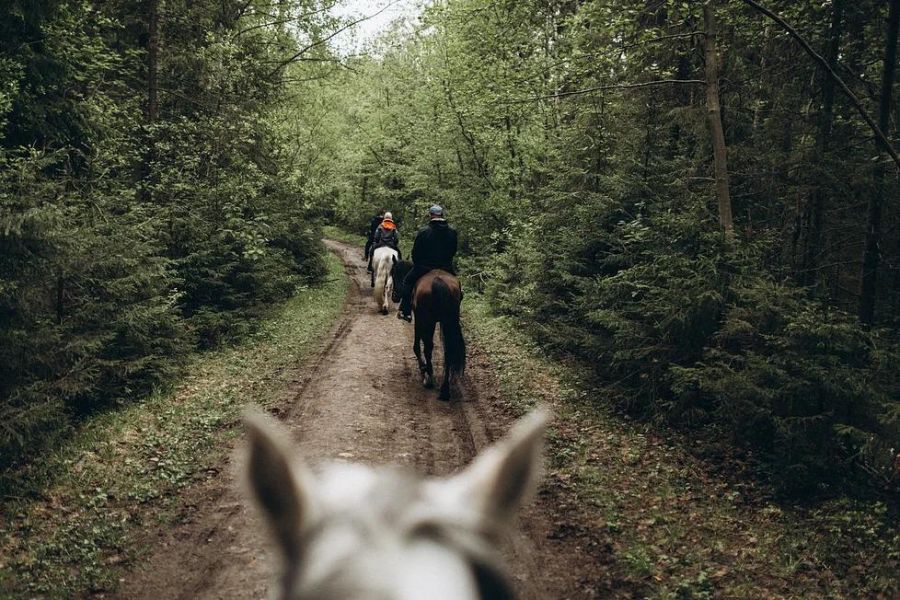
top-left (268, 1), bottom-right (400, 78)
top-left (509, 32), bottom-right (704, 87)
top-left (233, 3), bottom-right (338, 38)
top-left (740, 0), bottom-right (900, 172)
top-left (497, 79), bottom-right (705, 104)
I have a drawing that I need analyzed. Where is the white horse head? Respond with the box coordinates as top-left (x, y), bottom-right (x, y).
top-left (243, 408), bottom-right (549, 600)
top-left (372, 246), bottom-right (399, 315)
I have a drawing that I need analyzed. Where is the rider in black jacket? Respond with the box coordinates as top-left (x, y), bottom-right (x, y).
top-left (397, 205), bottom-right (458, 321)
top-left (364, 210), bottom-right (384, 269)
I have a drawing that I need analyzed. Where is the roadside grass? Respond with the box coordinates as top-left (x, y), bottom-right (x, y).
top-left (463, 294), bottom-right (898, 599)
top-left (323, 224), bottom-right (363, 247)
top-left (0, 251), bottom-right (348, 598)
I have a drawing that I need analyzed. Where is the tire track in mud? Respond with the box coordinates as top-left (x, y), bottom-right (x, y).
top-left (113, 239), bottom-right (582, 600)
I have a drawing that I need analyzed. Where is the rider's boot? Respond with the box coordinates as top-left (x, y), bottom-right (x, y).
top-left (397, 292), bottom-right (412, 322)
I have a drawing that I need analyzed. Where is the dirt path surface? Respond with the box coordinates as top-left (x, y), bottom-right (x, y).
top-left (114, 240), bottom-right (599, 600)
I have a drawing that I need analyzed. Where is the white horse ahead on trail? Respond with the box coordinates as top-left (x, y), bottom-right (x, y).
top-left (371, 245), bottom-right (399, 315)
top-left (243, 408), bottom-right (550, 600)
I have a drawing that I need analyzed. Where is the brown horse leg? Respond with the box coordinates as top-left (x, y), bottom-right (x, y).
top-left (438, 355), bottom-right (451, 401)
top-left (413, 320), bottom-right (424, 374)
top-left (421, 319), bottom-right (436, 389)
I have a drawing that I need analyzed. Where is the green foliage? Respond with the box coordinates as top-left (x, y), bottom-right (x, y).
top-left (490, 189), bottom-right (898, 493)
top-left (0, 1), bottom-right (335, 470)
top-left (0, 147), bottom-right (185, 465)
top-left (673, 278), bottom-right (899, 494)
top-left (463, 293), bottom-right (898, 598)
top-left (297, 0), bottom-right (899, 495)
top-left (0, 252), bottom-right (348, 598)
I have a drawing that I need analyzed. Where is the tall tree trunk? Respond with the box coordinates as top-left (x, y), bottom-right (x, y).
top-left (443, 79), bottom-right (491, 187)
top-left (667, 54), bottom-right (692, 159)
top-left (703, 1), bottom-right (733, 235)
top-left (56, 272), bottom-right (64, 325)
top-left (860, 0), bottom-right (899, 325)
top-left (741, 0), bottom-right (899, 171)
top-left (148, 0), bottom-right (159, 123)
top-left (798, 0), bottom-right (844, 287)
top-left (138, 0), bottom-right (160, 203)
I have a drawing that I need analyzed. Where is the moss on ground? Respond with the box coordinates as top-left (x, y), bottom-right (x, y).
top-left (463, 294), bottom-right (898, 599)
top-left (0, 251), bottom-right (348, 598)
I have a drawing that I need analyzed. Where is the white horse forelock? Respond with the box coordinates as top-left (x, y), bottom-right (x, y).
top-left (243, 409), bottom-right (549, 600)
top-left (288, 464), bottom-right (495, 600)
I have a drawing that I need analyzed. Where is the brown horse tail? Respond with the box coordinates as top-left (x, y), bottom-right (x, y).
top-left (433, 277), bottom-right (466, 376)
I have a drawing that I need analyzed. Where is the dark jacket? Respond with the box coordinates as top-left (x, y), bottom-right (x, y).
top-left (367, 214), bottom-right (384, 241)
top-left (373, 224), bottom-right (399, 249)
top-left (412, 219), bottom-right (457, 271)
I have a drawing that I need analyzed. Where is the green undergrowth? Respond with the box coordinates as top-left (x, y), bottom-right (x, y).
top-left (0, 251), bottom-right (348, 598)
top-left (463, 295), bottom-right (898, 599)
top-left (322, 224), bottom-right (364, 247)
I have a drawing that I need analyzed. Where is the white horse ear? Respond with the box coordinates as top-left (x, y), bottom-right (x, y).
top-left (452, 408), bottom-right (550, 531)
top-left (243, 409), bottom-right (314, 562)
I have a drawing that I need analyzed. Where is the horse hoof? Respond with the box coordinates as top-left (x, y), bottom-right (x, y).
top-left (438, 392), bottom-right (450, 401)
top-left (423, 377), bottom-right (434, 389)
top-left (381, 308), bottom-right (388, 315)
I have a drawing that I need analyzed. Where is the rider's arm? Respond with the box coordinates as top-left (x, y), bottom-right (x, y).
top-left (411, 232), bottom-right (422, 263)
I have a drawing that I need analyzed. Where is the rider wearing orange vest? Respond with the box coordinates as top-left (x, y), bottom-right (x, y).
top-left (368, 211), bottom-right (401, 272)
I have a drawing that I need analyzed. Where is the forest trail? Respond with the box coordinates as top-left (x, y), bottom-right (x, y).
top-left (114, 240), bottom-right (599, 600)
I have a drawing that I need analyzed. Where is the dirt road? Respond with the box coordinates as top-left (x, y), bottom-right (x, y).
top-left (114, 240), bottom-right (598, 600)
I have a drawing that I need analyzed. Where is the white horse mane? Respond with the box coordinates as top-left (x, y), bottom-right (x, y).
top-left (243, 408), bottom-right (549, 600)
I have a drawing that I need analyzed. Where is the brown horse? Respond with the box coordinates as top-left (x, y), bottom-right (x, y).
top-left (392, 261), bottom-right (465, 400)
